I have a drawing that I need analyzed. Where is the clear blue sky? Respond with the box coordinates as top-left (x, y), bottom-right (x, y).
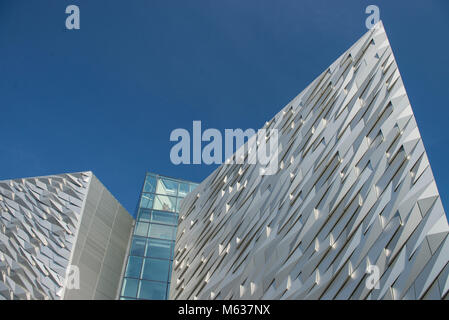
top-left (0, 0), bottom-right (448, 216)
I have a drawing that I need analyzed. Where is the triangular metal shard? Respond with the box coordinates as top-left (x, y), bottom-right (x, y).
top-left (171, 22), bottom-right (449, 300)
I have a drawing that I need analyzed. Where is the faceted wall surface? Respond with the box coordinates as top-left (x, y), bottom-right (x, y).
top-left (0, 171), bottom-right (133, 300)
top-left (170, 22), bottom-right (449, 300)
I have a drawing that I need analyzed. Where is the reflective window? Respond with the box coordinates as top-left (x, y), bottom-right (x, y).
top-left (134, 222), bottom-right (149, 237)
top-left (140, 194), bottom-right (154, 209)
top-left (156, 178), bottom-right (178, 196)
top-left (143, 175), bottom-right (157, 193)
top-left (125, 256), bottom-right (143, 278)
top-left (141, 258), bottom-right (170, 282)
top-left (151, 210), bottom-right (177, 225)
top-left (189, 183), bottom-right (198, 193)
top-left (176, 198), bottom-right (183, 212)
top-left (178, 183), bottom-right (190, 197)
top-left (166, 284), bottom-right (171, 297)
top-left (146, 238), bottom-right (172, 259)
top-left (120, 174), bottom-right (197, 300)
top-left (153, 194), bottom-right (177, 212)
top-left (130, 237), bottom-right (146, 256)
top-left (137, 208), bottom-right (151, 222)
top-left (170, 242), bottom-right (175, 258)
top-left (168, 263), bottom-right (172, 282)
top-left (121, 278), bottom-right (139, 298)
top-left (148, 223), bottom-right (176, 241)
top-left (138, 280), bottom-right (166, 300)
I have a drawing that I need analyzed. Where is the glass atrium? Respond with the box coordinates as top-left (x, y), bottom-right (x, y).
top-left (120, 173), bottom-right (198, 300)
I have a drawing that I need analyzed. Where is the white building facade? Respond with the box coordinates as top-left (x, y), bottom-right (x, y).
top-left (0, 172), bottom-right (134, 300)
top-left (170, 22), bottom-right (449, 300)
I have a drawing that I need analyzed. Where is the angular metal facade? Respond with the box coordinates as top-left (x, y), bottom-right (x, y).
top-left (0, 171), bottom-right (134, 300)
top-left (170, 22), bottom-right (449, 300)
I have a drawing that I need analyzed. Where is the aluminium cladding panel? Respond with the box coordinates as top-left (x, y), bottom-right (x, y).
top-left (63, 174), bottom-right (134, 300)
top-left (0, 172), bottom-right (91, 300)
top-left (170, 22), bottom-right (449, 300)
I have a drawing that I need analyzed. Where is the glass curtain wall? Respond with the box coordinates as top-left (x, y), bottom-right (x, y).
top-left (120, 173), bottom-right (198, 300)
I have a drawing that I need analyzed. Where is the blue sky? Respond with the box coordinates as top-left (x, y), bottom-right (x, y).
top-left (0, 0), bottom-right (448, 215)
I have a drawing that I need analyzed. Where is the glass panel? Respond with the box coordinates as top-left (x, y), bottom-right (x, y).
top-left (156, 178), bottom-right (178, 196)
top-left (134, 222), bottom-right (149, 237)
top-left (166, 283), bottom-right (171, 298)
top-left (170, 242), bottom-right (175, 259)
top-left (176, 198), bottom-right (182, 213)
top-left (138, 280), bottom-right (166, 300)
top-left (121, 278), bottom-right (139, 298)
top-left (189, 183), bottom-right (198, 192)
top-left (130, 237), bottom-right (146, 256)
top-left (137, 209), bottom-right (151, 222)
top-left (178, 183), bottom-right (190, 198)
top-left (141, 258), bottom-right (170, 282)
top-left (151, 210), bottom-right (177, 225)
top-left (148, 224), bottom-right (176, 241)
top-left (146, 238), bottom-right (172, 259)
top-left (153, 195), bottom-right (177, 212)
top-left (168, 263), bottom-right (172, 282)
top-left (125, 256), bottom-right (143, 278)
top-left (143, 175), bottom-right (157, 193)
top-left (140, 194), bottom-right (154, 209)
